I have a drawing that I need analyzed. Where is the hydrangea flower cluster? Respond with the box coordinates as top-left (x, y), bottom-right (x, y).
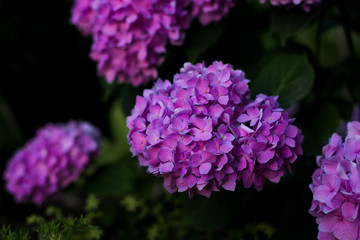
top-left (127, 61), bottom-right (303, 197)
top-left (259, 0), bottom-right (321, 12)
top-left (190, 0), bottom-right (235, 25)
top-left (70, 0), bottom-right (96, 35)
top-left (309, 121), bottom-right (360, 240)
top-left (71, 0), bottom-right (234, 86)
top-left (4, 121), bottom-right (101, 205)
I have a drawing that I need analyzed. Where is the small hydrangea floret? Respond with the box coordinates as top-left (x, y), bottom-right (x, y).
top-left (309, 121), bottom-right (360, 240)
top-left (127, 61), bottom-right (303, 197)
top-left (4, 121), bottom-right (101, 205)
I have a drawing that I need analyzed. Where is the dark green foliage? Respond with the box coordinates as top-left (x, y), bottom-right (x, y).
top-left (18, 196), bottom-right (103, 240)
top-left (0, 226), bottom-right (30, 240)
top-left (251, 54), bottom-right (314, 108)
top-left (99, 77), bottom-right (122, 103)
top-left (270, 8), bottom-right (316, 45)
top-left (1, 215), bottom-right (101, 240)
top-left (35, 217), bottom-right (102, 240)
top-left (85, 163), bottom-right (132, 197)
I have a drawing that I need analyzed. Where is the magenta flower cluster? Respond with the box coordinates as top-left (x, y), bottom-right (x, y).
top-left (309, 121), bottom-right (360, 240)
top-left (71, 0), bottom-right (234, 87)
top-left (191, 0), bottom-right (234, 25)
top-left (259, 0), bottom-right (321, 12)
top-left (127, 61), bottom-right (303, 197)
top-left (4, 121), bottom-right (101, 205)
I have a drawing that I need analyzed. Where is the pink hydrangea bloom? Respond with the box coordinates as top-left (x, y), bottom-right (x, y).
top-left (259, 0), bottom-right (321, 12)
top-left (89, 0), bottom-right (192, 86)
top-left (309, 121), bottom-right (360, 240)
top-left (236, 93), bottom-right (303, 190)
top-left (127, 61), bottom-right (303, 197)
top-left (190, 0), bottom-right (235, 25)
top-left (70, 0), bottom-right (96, 35)
top-left (71, 0), bottom-right (235, 86)
top-left (4, 121), bottom-right (101, 205)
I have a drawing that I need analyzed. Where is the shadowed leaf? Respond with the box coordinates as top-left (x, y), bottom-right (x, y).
top-left (251, 54), bottom-right (314, 108)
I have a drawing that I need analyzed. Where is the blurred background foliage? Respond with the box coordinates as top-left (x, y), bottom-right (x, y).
top-left (1, 0), bottom-right (360, 239)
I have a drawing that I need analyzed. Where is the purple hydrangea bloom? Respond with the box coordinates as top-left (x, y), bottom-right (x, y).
top-left (71, 0), bottom-right (234, 86)
top-left (190, 0), bottom-right (235, 25)
top-left (89, 0), bottom-right (192, 86)
top-left (259, 0), bottom-right (321, 12)
top-left (4, 121), bottom-right (101, 205)
top-left (70, 0), bottom-right (96, 35)
top-left (309, 121), bottom-right (360, 240)
top-left (127, 61), bottom-right (303, 198)
top-left (236, 93), bottom-right (303, 190)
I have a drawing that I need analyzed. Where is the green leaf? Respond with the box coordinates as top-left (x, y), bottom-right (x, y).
top-left (251, 54), bottom-right (315, 108)
top-left (270, 9), bottom-right (315, 45)
top-left (120, 85), bottom-right (140, 116)
top-left (36, 221), bottom-right (64, 240)
top-left (85, 195), bottom-right (101, 213)
top-left (109, 100), bottom-right (131, 157)
top-left (109, 100), bottom-right (129, 144)
top-left (319, 25), bottom-right (349, 67)
top-left (85, 162), bottom-right (131, 197)
top-left (94, 139), bottom-right (125, 167)
top-left (294, 21), bottom-right (318, 54)
top-left (95, 140), bottom-right (118, 166)
top-left (88, 100), bottom-right (130, 171)
top-left (296, 23), bottom-right (350, 67)
top-left (0, 225), bottom-right (31, 240)
top-left (185, 23), bottom-right (223, 63)
top-left (99, 77), bottom-right (121, 103)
